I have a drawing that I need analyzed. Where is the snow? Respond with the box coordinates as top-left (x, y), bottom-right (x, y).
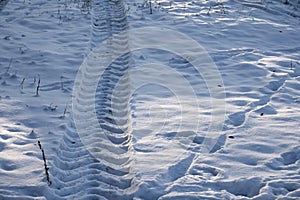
top-left (0, 0), bottom-right (300, 199)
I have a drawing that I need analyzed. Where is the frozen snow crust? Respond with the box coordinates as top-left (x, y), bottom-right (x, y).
top-left (0, 0), bottom-right (300, 199)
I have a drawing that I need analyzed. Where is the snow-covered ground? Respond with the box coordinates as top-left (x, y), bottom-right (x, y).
top-left (0, 0), bottom-right (300, 199)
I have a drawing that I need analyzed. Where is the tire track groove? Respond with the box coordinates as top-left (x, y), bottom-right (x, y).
top-left (49, 0), bottom-right (136, 199)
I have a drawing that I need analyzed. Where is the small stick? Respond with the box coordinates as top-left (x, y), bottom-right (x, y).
top-left (63, 103), bottom-right (68, 117)
top-left (38, 140), bottom-right (51, 186)
top-left (6, 58), bottom-right (13, 73)
top-left (20, 77), bottom-right (26, 92)
top-left (149, 0), bottom-right (153, 14)
top-left (36, 76), bottom-right (41, 96)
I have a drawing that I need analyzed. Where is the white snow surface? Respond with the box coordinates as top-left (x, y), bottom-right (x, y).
top-left (0, 0), bottom-right (300, 199)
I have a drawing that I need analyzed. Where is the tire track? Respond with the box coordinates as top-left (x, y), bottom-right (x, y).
top-left (49, 0), bottom-right (136, 199)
